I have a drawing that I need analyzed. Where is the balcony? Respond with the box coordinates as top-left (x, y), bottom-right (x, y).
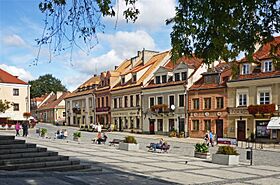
top-left (227, 107), bottom-right (249, 116)
top-left (248, 104), bottom-right (275, 116)
top-left (72, 107), bottom-right (81, 114)
top-left (96, 107), bottom-right (111, 112)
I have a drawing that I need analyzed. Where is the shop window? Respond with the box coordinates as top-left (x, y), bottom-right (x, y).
top-left (204, 120), bottom-right (211, 131)
top-left (192, 120), bottom-right (199, 131)
top-left (256, 121), bottom-right (270, 138)
top-left (204, 98), bottom-right (211, 109)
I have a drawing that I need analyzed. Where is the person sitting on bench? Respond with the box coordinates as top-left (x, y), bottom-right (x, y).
top-left (152, 138), bottom-right (164, 152)
top-left (97, 132), bottom-right (107, 144)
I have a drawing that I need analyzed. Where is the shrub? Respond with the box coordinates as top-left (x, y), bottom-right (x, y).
top-left (73, 131), bottom-right (81, 138)
top-left (195, 143), bottom-right (209, 153)
top-left (40, 128), bottom-right (47, 136)
top-left (216, 146), bottom-right (239, 155)
top-left (124, 136), bottom-right (137, 144)
top-left (169, 131), bottom-right (177, 137)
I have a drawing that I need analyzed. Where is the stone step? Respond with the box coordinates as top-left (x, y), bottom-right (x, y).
top-left (0, 147), bottom-right (47, 155)
top-left (0, 151), bottom-right (58, 160)
top-left (0, 160), bottom-right (80, 171)
top-left (0, 143), bottom-right (36, 149)
top-left (24, 164), bottom-right (93, 172)
top-left (0, 139), bottom-right (25, 145)
top-left (0, 135), bottom-right (15, 140)
top-left (0, 155), bottom-right (69, 165)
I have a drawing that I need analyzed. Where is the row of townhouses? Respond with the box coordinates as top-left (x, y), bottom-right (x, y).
top-left (64, 37), bottom-right (280, 142)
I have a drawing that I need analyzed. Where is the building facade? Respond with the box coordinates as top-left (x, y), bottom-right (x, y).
top-left (142, 57), bottom-right (206, 136)
top-left (0, 68), bottom-right (30, 123)
top-left (111, 50), bottom-right (169, 132)
top-left (188, 63), bottom-right (232, 139)
top-left (227, 36), bottom-right (280, 141)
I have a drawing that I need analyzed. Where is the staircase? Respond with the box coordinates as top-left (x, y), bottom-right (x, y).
top-left (0, 135), bottom-right (92, 171)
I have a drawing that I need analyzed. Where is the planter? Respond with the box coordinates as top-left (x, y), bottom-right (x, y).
top-left (73, 137), bottom-right (81, 142)
top-left (119, 142), bottom-right (139, 151)
top-left (212, 154), bottom-right (239, 165)
top-left (194, 152), bottom-right (211, 159)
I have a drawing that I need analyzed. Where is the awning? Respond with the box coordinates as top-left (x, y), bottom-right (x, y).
top-left (267, 117), bottom-right (280, 130)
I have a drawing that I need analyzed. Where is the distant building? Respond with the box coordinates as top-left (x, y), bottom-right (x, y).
top-left (0, 68), bottom-right (30, 123)
top-left (36, 91), bottom-right (69, 124)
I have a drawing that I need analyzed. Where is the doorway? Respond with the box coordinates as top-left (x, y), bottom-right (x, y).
top-left (118, 117), bottom-right (122, 131)
top-left (149, 119), bottom-right (155, 134)
top-left (237, 120), bottom-right (246, 141)
top-left (216, 119), bottom-right (223, 139)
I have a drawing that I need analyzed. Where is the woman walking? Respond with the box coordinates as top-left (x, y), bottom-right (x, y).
top-left (15, 122), bottom-right (21, 136)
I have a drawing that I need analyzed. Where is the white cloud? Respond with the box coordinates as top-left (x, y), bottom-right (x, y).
top-left (106, 0), bottom-right (176, 30)
top-left (2, 34), bottom-right (26, 47)
top-left (63, 74), bottom-right (91, 92)
top-left (100, 30), bottom-right (156, 59)
top-left (0, 64), bottom-right (34, 82)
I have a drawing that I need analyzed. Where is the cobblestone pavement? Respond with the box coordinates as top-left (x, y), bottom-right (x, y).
top-left (0, 123), bottom-right (280, 185)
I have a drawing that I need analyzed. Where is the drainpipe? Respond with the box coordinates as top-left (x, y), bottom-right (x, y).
top-left (184, 83), bottom-right (188, 137)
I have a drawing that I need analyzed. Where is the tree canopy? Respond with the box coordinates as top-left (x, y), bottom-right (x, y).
top-left (36, 0), bottom-right (139, 63)
top-left (167, 0), bottom-right (280, 64)
top-left (29, 74), bottom-right (67, 98)
top-left (0, 100), bottom-right (10, 113)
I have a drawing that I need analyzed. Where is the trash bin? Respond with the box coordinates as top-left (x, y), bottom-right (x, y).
top-left (246, 151), bottom-right (252, 160)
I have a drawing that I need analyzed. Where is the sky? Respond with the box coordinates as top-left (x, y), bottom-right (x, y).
top-left (0, 0), bottom-right (176, 91)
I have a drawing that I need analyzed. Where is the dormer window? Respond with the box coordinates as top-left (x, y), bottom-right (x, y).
top-left (155, 76), bottom-right (161, 84)
top-left (162, 75), bottom-right (167, 83)
top-left (242, 64), bottom-right (250, 74)
top-left (264, 61), bottom-right (272, 72)
top-left (121, 76), bottom-right (125, 84)
top-left (175, 73), bottom-right (180, 81)
top-left (181, 72), bottom-right (187, 81)
top-left (132, 74), bottom-right (137, 82)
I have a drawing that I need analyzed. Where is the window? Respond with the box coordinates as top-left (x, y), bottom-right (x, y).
top-left (169, 95), bottom-right (175, 108)
top-left (204, 74), bottom-right (219, 84)
top-left (136, 94), bottom-right (140, 106)
top-left (169, 119), bottom-right (175, 131)
top-left (89, 98), bottom-right (92, 107)
top-left (13, 89), bottom-right (19, 96)
top-left (162, 75), bottom-right (167, 83)
top-left (121, 77), bottom-right (125, 84)
top-left (157, 96), bottom-right (163, 104)
top-left (193, 99), bottom-right (199, 110)
top-left (136, 118), bottom-right (140, 129)
top-left (155, 76), bottom-right (161, 84)
top-left (130, 95), bottom-right (134, 107)
top-left (63, 112), bottom-right (66, 117)
top-left (259, 92), bottom-right (270, 104)
top-left (204, 120), bottom-right (211, 131)
top-left (216, 97), bottom-right (224, 109)
top-left (192, 120), bottom-right (199, 131)
top-left (97, 98), bottom-right (100, 108)
top-left (124, 96), bottom-right (128, 107)
top-left (119, 97), bottom-right (122, 108)
top-left (242, 64), bottom-right (250, 74)
top-left (239, 94), bottom-right (247, 106)
top-left (101, 97), bottom-right (104, 107)
top-left (114, 98), bottom-right (117, 108)
top-left (175, 73), bottom-right (180, 81)
top-left (13, 103), bottom-right (19, 111)
top-left (149, 97), bottom-right (155, 107)
top-left (132, 74), bottom-right (137, 82)
top-left (181, 72), bottom-right (187, 80)
top-left (179, 94), bottom-right (184, 107)
top-left (264, 61), bottom-right (272, 72)
top-left (204, 98), bottom-right (211, 109)
top-left (157, 119), bottom-right (163, 131)
top-left (106, 96), bottom-right (109, 107)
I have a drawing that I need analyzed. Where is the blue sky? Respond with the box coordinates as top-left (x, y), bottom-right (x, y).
top-left (0, 0), bottom-right (176, 91)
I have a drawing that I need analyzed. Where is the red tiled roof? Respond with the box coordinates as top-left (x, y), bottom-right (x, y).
top-left (0, 68), bottom-right (27, 85)
top-left (237, 70), bottom-right (280, 81)
top-left (240, 36), bottom-right (280, 62)
top-left (165, 55), bottom-right (202, 70)
top-left (37, 92), bottom-right (69, 110)
top-left (31, 94), bottom-right (49, 102)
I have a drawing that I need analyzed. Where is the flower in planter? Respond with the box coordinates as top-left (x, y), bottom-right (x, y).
top-left (124, 136), bottom-right (137, 144)
top-left (73, 131), bottom-right (81, 138)
top-left (195, 143), bottom-right (209, 153)
top-left (216, 146), bottom-right (239, 155)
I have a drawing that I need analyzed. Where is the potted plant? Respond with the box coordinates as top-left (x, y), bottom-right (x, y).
top-left (169, 130), bottom-right (177, 137)
top-left (119, 136), bottom-right (139, 151)
top-left (194, 143), bottom-right (210, 159)
top-left (212, 146), bottom-right (239, 165)
top-left (40, 128), bottom-right (48, 137)
top-left (73, 131), bottom-right (81, 141)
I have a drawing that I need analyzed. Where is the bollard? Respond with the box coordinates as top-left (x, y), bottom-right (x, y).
top-left (246, 147), bottom-right (253, 165)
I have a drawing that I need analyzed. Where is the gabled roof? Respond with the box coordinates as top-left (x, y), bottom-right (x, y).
top-left (240, 36), bottom-right (280, 62)
top-left (37, 92), bottom-right (69, 110)
top-left (112, 51), bottom-right (170, 91)
top-left (189, 62), bottom-right (232, 90)
top-left (0, 68), bottom-right (27, 85)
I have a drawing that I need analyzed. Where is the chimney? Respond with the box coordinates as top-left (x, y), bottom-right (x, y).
top-left (56, 91), bottom-right (63, 99)
top-left (115, 66), bottom-right (118, 70)
top-left (94, 74), bottom-right (97, 77)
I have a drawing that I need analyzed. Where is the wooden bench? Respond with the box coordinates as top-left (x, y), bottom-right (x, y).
top-left (146, 143), bottom-right (170, 153)
top-left (109, 139), bottom-right (124, 146)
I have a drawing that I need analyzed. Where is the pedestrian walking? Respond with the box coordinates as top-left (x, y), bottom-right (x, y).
top-left (22, 121), bottom-right (29, 137)
top-left (15, 122), bottom-right (21, 136)
top-left (209, 130), bottom-right (214, 147)
top-left (204, 131), bottom-right (209, 146)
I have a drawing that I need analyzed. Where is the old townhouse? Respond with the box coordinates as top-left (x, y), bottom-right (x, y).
top-left (0, 68), bottom-right (30, 124)
top-left (36, 91), bottom-right (69, 124)
top-left (142, 56), bottom-right (206, 136)
top-left (65, 75), bottom-right (100, 126)
top-left (188, 63), bottom-right (232, 139)
top-left (227, 36), bottom-right (280, 141)
top-left (31, 92), bottom-right (54, 119)
top-left (111, 50), bottom-right (170, 132)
